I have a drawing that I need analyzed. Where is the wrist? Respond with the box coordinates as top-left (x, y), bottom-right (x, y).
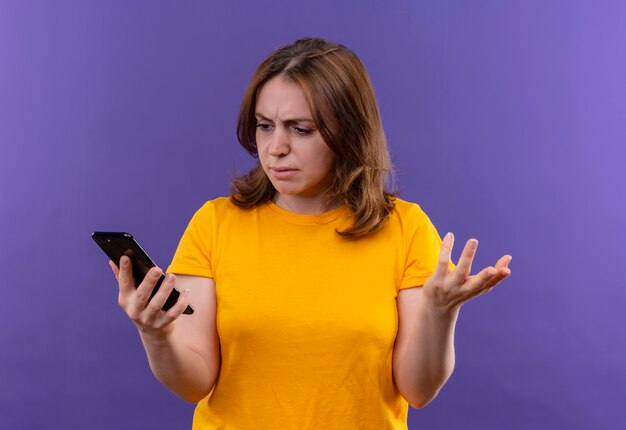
top-left (420, 292), bottom-right (461, 320)
top-left (137, 324), bottom-right (175, 346)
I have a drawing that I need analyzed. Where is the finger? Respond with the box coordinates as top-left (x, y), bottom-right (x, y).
top-left (461, 265), bottom-right (496, 294)
top-left (131, 267), bottom-right (163, 314)
top-left (118, 256), bottom-right (136, 295)
top-left (156, 288), bottom-right (191, 329)
top-left (495, 254), bottom-right (512, 269)
top-left (476, 286), bottom-right (494, 298)
top-left (109, 260), bottom-right (120, 281)
top-left (146, 274), bottom-right (177, 313)
top-left (468, 265), bottom-right (511, 297)
top-left (483, 266), bottom-right (511, 290)
top-left (433, 232), bottom-right (454, 280)
top-left (452, 238), bottom-right (478, 281)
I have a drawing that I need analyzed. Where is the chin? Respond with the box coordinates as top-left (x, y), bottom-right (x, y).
top-left (271, 181), bottom-right (324, 199)
top-left (274, 187), bottom-right (302, 197)
top-left (269, 181), bottom-right (298, 194)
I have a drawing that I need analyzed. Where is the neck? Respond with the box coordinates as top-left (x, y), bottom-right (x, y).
top-left (273, 193), bottom-right (341, 215)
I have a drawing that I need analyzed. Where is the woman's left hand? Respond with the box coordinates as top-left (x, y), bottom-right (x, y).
top-left (422, 232), bottom-right (512, 313)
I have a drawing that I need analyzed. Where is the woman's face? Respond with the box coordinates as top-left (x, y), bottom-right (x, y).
top-left (255, 75), bottom-right (335, 201)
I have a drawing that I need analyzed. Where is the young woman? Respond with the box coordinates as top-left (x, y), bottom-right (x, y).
top-left (110, 38), bottom-right (512, 429)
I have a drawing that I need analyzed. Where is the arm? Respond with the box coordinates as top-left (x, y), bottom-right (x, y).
top-left (392, 233), bottom-right (511, 409)
top-left (111, 257), bottom-right (220, 403)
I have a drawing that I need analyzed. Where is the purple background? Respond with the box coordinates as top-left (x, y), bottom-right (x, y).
top-left (1, 1), bottom-right (625, 429)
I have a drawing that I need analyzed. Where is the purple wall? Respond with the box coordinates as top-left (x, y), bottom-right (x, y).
top-left (1, 1), bottom-right (624, 429)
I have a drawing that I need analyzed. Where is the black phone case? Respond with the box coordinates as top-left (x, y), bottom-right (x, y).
top-left (92, 232), bottom-right (194, 315)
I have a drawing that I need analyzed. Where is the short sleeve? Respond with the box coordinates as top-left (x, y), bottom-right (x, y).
top-left (166, 201), bottom-right (215, 278)
top-left (399, 204), bottom-right (454, 290)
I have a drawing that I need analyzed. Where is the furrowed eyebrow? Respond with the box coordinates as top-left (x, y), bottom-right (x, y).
top-left (254, 113), bottom-right (315, 126)
top-left (254, 113), bottom-right (271, 121)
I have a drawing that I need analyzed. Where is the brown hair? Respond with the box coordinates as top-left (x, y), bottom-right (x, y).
top-left (230, 37), bottom-right (396, 239)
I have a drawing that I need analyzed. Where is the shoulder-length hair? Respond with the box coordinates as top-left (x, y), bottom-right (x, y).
top-left (230, 37), bottom-right (396, 239)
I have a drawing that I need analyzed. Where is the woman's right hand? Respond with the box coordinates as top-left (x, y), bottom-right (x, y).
top-left (109, 255), bottom-right (190, 339)
top-left (108, 256), bottom-right (220, 402)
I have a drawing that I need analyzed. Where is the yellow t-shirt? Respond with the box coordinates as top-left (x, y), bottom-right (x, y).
top-left (167, 196), bottom-right (446, 429)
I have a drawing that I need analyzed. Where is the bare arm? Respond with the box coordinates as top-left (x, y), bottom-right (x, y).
top-left (111, 257), bottom-right (220, 403)
top-left (393, 233), bottom-right (511, 409)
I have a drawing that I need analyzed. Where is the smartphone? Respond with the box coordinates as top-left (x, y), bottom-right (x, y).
top-left (92, 231), bottom-right (194, 315)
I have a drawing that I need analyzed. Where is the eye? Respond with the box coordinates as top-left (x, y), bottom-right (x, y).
top-left (294, 127), bottom-right (313, 136)
top-left (256, 123), bottom-right (273, 132)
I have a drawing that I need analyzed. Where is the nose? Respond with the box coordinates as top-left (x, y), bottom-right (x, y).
top-left (268, 126), bottom-right (290, 157)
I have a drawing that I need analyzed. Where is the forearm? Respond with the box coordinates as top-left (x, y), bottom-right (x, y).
top-left (394, 299), bottom-right (459, 409)
top-left (393, 233), bottom-right (512, 409)
top-left (139, 326), bottom-right (220, 403)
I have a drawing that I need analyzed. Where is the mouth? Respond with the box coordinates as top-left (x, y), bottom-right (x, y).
top-left (270, 167), bottom-right (298, 179)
